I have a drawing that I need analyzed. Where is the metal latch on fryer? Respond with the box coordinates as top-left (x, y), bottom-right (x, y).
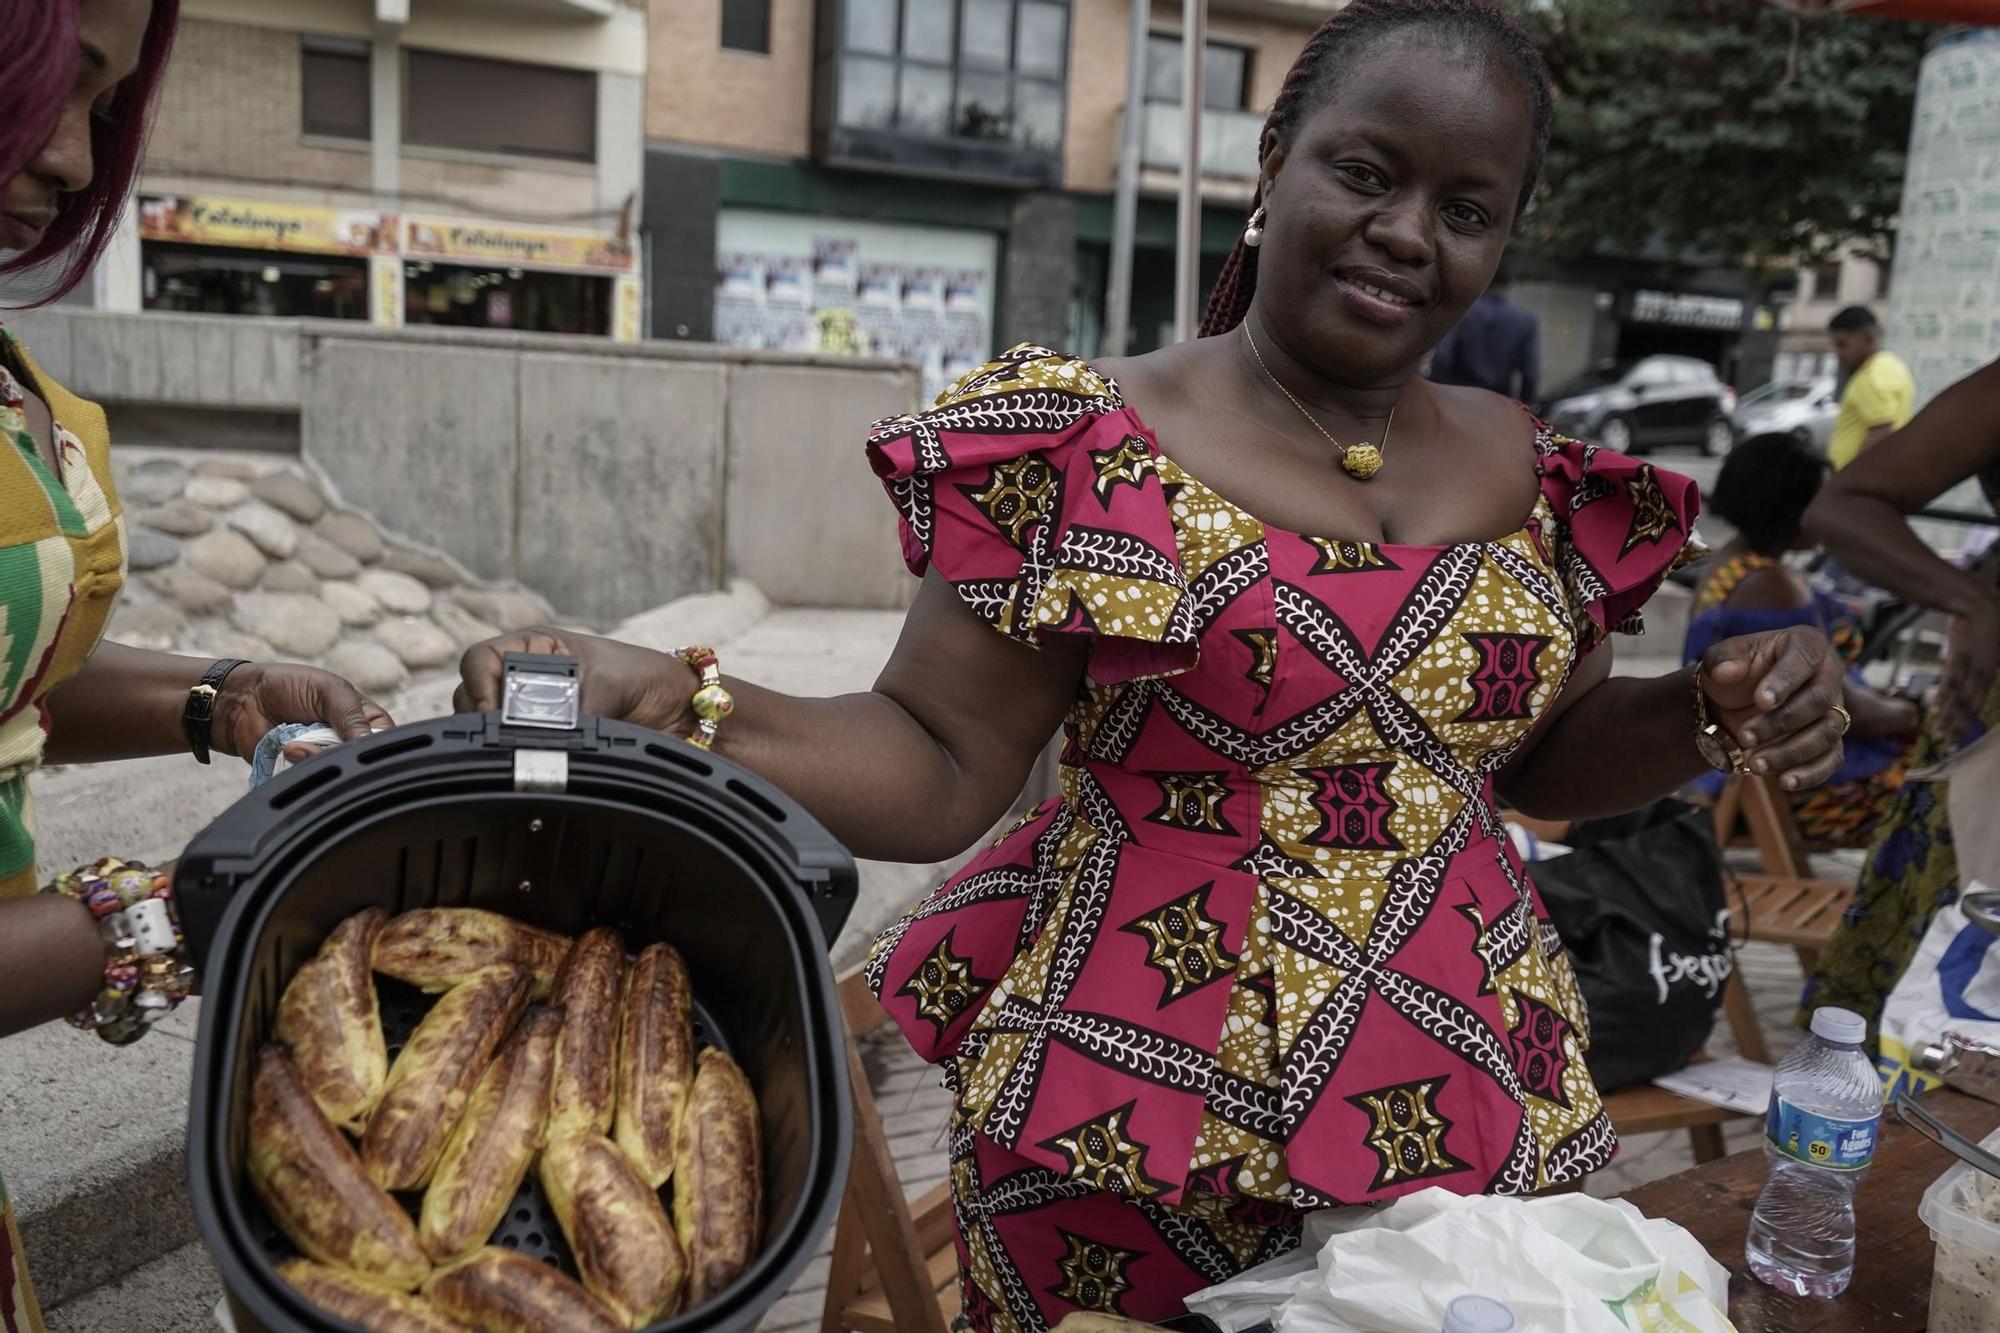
top-left (500, 653), bottom-right (579, 791)
top-left (514, 749), bottom-right (569, 793)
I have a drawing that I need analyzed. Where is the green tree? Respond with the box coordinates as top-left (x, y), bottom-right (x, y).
top-left (1512, 0), bottom-right (1929, 269)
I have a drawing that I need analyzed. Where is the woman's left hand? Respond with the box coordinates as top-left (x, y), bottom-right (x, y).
top-left (211, 663), bottom-right (394, 762)
top-left (1700, 625), bottom-right (1847, 791)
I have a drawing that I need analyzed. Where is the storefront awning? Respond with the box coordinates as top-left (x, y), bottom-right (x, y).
top-left (1769, 0), bottom-right (2000, 22)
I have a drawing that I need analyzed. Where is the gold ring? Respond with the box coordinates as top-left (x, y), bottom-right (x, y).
top-left (1831, 704), bottom-right (1852, 736)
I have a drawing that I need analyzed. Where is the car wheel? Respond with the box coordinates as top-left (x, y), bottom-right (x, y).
top-left (1599, 415), bottom-right (1635, 453)
top-left (1702, 416), bottom-right (1735, 456)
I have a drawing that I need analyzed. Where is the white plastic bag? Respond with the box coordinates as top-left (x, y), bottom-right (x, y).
top-left (1183, 1188), bottom-right (1732, 1333)
top-left (1879, 883), bottom-right (2000, 1098)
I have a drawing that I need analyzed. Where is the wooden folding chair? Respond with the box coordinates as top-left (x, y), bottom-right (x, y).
top-left (1710, 772), bottom-right (1854, 973)
top-left (822, 966), bottom-right (958, 1333)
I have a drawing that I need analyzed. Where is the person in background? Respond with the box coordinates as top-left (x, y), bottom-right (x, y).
top-left (1428, 264), bottom-right (1539, 403)
top-left (1826, 305), bottom-right (1914, 470)
top-left (1684, 436), bottom-right (1921, 850)
top-left (0, 2), bottom-right (389, 1324)
top-left (1802, 358), bottom-right (2000, 1037)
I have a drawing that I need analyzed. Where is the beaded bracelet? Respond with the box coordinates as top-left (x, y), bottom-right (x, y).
top-left (675, 646), bottom-right (734, 751)
top-left (41, 858), bottom-right (194, 1045)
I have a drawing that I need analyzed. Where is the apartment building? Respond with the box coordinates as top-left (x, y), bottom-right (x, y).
top-left (95, 0), bottom-right (647, 339)
top-left (645, 0), bottom-right (1338, 394)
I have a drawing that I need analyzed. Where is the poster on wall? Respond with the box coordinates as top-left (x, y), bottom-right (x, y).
top-left (712, 210), bottom-right (1000, 402)
top-left (814, 239), bottom-right (858, 298)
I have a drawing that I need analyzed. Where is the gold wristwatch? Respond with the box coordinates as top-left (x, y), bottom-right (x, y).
top-left (1691, 664), bottom-right (1746, 773)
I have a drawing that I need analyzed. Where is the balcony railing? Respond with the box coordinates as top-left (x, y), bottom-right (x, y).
top-left (1136, 102), bottom-right (1264, 182)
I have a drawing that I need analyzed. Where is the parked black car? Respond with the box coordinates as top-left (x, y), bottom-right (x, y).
top-left (1541, 355), bottom-right (1739, 455)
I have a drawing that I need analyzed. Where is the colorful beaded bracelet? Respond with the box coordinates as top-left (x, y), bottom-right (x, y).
top-left (41, 858), bottom-right (194, 1045)
top-left (676, 645), bottom-right (734, 751)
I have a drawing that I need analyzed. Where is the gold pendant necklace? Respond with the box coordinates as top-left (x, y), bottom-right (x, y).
top-left (1244, 325), bottom-right (1394, 480)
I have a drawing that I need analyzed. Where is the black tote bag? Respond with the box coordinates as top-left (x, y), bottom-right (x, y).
top-left (1531, 799), bottom-right (1735, 1091)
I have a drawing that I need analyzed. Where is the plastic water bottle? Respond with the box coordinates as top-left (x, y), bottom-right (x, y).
top-left (1745, 1006), bottom-right (1882, 1297)
top-left (1442, 1295), bottom-right (1517, 1333)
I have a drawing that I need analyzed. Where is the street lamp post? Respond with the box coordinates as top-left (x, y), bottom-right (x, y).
top-left (1174, 0), bottom-right (1208, 343)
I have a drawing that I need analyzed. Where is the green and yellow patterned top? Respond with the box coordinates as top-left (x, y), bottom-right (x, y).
top-left (0, 330), bottom-right (127, 899)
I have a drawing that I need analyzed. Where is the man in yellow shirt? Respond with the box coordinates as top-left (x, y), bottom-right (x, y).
top-left (1827, 306), bottom-right (1915, 469)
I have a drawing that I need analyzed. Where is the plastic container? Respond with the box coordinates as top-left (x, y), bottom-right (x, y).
top-left (1745, 1006), bottom-right (1881, 1298)
top-left (1920, 1127), bottom-right (2000, 1333)
top-left (1443, 1294), bottom-right (1517, 1332)
top-left (176, 701), bottom-right (858, 1333)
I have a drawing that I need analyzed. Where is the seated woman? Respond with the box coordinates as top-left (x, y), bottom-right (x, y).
top-left (1684, 435), bottom-right (1921, 849)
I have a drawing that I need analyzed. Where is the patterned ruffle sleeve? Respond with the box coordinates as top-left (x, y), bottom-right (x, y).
top-left (867, 343), bottom-right (1198, 684)
top-left (1533, 423), bottom-right (1704, 652)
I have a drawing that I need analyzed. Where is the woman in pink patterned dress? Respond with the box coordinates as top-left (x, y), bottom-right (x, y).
top-left (459, 3), bottom-right (1852, 1327)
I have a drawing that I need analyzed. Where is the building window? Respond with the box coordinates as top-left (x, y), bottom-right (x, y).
top-left (403, 261), bottom-right (610, 337)
top-left (721, 0), bottom-right (771, 54)
top-left (832, 0), bottom-right (1070, 155)
top-left (405, 50), bottom-right (595, 162)
top-left (1814, 261), bottom-right (1842, 301)
top-left (1144, 33), bottom-right (1252, 111)
top-left (145, 244), bottom-right (370, 321)
top-left (301, 36), bottom-right (371, 141)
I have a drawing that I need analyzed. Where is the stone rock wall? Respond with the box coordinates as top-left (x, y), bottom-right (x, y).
top-left (112, 449), bottom-right (555, 697)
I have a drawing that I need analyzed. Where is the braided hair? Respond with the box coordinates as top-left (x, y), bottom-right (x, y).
top-left (1197, 0), bottom-right (1553, 338)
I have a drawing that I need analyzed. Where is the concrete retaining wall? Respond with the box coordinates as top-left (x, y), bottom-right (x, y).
top-left (4, 310), bottom-right (923, 624)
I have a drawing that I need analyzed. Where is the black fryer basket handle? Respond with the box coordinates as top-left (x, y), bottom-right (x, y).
top-left (173, 698), bottom-right (860, 969)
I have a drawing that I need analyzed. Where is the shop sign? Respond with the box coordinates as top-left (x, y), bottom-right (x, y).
top-left (613, 275), bottom-right (642, 343)
top-left (1628, 289), bottom-right (1746, 331)
top-left (370, 255), bottom-right (404, 328)
top-left (139, 194), bottom-right (394, 256)
top-left (402, 215), bottom-right (633, 274)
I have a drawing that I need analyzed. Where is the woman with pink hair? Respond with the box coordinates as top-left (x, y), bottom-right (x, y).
top-left (0, 5), bottom-right (388, 1324)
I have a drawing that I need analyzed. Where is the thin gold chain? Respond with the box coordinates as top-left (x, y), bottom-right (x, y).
top-left (1243, 324), bottom-right (1395, 458)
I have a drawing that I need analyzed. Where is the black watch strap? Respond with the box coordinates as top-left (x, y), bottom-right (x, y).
top-left (184, 659), bottom-right (249, 765)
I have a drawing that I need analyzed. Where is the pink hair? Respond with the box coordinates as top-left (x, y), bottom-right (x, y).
top-left (0, 0), bottom-right (180, 305)
top-left (0, 0), bottom-right (77, 182)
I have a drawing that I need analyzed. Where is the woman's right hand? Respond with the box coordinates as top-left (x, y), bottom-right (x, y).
top-left (1936, 599), bottom-right (2000, 752)
top-left (453, 629), bottom-right (697, 735)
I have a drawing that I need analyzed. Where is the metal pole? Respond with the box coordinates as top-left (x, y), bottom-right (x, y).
top-left (1102, 0), bottom-right (1150, 357)
top-left (1173, 0), bottom-right (1207, 343)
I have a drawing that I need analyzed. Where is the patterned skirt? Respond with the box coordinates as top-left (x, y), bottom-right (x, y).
top-left (1790, 744), bottom-right (1915, 852)
top-left (943, 1094), bottom-right (1303, 1331)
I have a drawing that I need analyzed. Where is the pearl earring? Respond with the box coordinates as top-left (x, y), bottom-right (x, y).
top-left (1243, 205), bottom-right (1266, 248)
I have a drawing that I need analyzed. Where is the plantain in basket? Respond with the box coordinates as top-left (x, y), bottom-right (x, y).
top-left (420, 1006), bottom-right (563, 1263)
top-left (247, 1046), bottom-right (430, 1291)
top-left (539, 1133), bottom-right (686, 1327)
top-left (546, 927), bottom-right (625, 1140)
top-left (423, 1246), bottom-right (624, 1333)
top-left (278, 1258), bottom-right (474, 1332)
top-left (613, 942), bottom-right (693, 1188)
top-left (674, 1048), bottom-right (763, 1305)
top-left (363, 962), bottom-right (532, 1192)
top-left (374, 908), bottom-right (571, 1001)
top-left (274, 907), bottom-right (389, 1133)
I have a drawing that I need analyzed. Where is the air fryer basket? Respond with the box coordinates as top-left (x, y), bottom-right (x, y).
top-left (180, 704), bottom-right (857, 1333)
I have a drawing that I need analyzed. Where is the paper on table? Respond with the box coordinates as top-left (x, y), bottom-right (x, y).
top-left (1651, 1056), bottom-right (1774, 1116)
